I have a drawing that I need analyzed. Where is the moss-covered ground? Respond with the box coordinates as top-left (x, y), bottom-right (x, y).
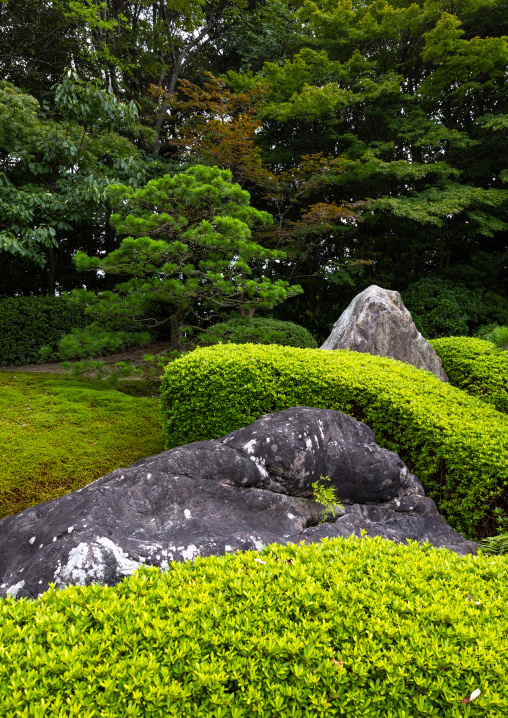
top-left (0, 372), bottom-right (164, 519)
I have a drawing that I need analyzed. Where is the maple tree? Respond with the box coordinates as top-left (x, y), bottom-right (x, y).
top-left (160, 73), bottom-right (364, 254)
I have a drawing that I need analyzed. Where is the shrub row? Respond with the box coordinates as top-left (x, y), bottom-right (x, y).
top-left (198, 317), bottom-right (318, 349)
top-left (0, 296), bottom-right (86, 365)
top-left (431, 337), bottom-right (508, 414)
top-left (1, 537), bottom-right (507, 717)
top-left (161, 344), bottom-right (508, 539)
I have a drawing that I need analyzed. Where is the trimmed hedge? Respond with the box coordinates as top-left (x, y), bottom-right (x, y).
top-left (0, 296), bottom-right (86, 365)
top-left (431, 337), bottom-right (508, 414)
top-left (198, 317), bottom-right (318, 349)
top-left (161, 344), bottom-right (508, 539)
top-left (1, 537), bottom-right (507, 717)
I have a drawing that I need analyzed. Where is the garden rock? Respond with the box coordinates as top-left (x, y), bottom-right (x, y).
top-left (320, 285), bottom-right (448, 381)
top-left (0, 407), bottom-right (474, 599)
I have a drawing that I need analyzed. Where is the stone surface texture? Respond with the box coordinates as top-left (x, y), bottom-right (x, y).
top-left (0, 407), bottom-right (474, 599)
top-left (320, 284), bottom-right (448, 381)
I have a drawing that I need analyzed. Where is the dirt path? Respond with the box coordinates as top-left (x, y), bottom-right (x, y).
top-left (0, 341), bottom-right (175, 374)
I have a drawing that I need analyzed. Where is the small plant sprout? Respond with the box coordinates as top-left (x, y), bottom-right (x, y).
top-left (312, 476), bottom-right (343, 525)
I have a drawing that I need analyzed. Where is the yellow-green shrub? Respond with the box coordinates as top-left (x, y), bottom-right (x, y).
top-left (431, 337), bottom-right (508, 414)
top-left (160, 344), bottom-right (508, 539)
top-left (1, 537), bottom-right (507, 717)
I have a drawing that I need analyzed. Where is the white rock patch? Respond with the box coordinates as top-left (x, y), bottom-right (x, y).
top-left (243, 439), bottom-right (257, 455)
top-left (96, 537), bottom-right (140, 577)
top-left (6, 580), bottom-right (25, 598)
top-left (180, 544), bottom-right (199, 561)
top-left (249, 455), bottom-right (269, 478)
top-left (54, 542), bottom-right (105, 588)
top-left (250, 536), bottom-right (264, 551)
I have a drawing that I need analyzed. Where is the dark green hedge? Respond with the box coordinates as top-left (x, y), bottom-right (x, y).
top-left (161, 344), bottom-right (508, 539)
top-left (431, 337), bottom-right (508, 415)
top-left (402, 277), bottom-right (508, 338)
top-left (1, 538), bottom-right (507, 717)
top-left (0, 296), bottom-right (86, 365)
top-left (198, 317), bottom-right (318, 349)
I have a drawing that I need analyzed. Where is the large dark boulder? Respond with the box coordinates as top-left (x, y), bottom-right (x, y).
top-left (321, 285), bottom-right (448, 381)
top-left (0, 407), bottom-right (474, 599)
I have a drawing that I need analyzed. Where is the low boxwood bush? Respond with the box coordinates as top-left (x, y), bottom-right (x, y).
top-left (0, 296), bottom-right (86, 365)
top-left (1, 537), bottom-right (507, 717)
top-left (57, 324), bottom-right (152, 360)
top-left (161, 344), bottom-right (508, 539)
top-left (431, 337), bottom-right (508, 415)
top-left (198, 317), bottom-right (318, 349)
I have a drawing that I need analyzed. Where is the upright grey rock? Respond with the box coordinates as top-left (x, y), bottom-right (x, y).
top-left (0, 407), bottom-right (473, 600)
top-left (320, 285), bottom-right (448, 381)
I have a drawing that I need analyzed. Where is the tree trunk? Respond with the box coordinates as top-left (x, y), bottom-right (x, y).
top-left (47, 246), bottom-right (56, 294)
top-left (170, 309), bottom-right (183, 350)
top-left (153, 11), bottom-right (220, 155)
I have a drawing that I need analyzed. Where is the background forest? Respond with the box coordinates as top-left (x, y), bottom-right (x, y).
top-left (1, 0), bottom-right (508, 343)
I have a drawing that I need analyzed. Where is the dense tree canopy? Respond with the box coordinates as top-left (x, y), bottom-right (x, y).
top-left (0, 0), bottom-right (507, 338)
top-left (0, 71), bottom-right (165, 294)
top-left (69, 165), bottom-right (301, 348)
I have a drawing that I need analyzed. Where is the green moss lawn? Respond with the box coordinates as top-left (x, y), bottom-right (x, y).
top-left (0, 372), bottom-right (164, 519)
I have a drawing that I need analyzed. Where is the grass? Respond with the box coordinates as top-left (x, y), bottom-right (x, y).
top-left (0, 372), bottom-right (165, 519)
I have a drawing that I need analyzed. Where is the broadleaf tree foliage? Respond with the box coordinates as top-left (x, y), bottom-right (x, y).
top-left (0, 0), bottom-right (507, 339)
top-left (0, 72), bottom-right (156, 292)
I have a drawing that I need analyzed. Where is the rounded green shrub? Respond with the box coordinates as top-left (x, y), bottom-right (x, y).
top-left (402, 277), bottom-right (508, 338)
top-left (1, 537), bottom-right (507, 717)
top-left (431, 337), bottom-right (508, 414)
top-left (161, 344), bottom-right (508, 539)
top-left (198, 317), bottom-right (318, 349)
